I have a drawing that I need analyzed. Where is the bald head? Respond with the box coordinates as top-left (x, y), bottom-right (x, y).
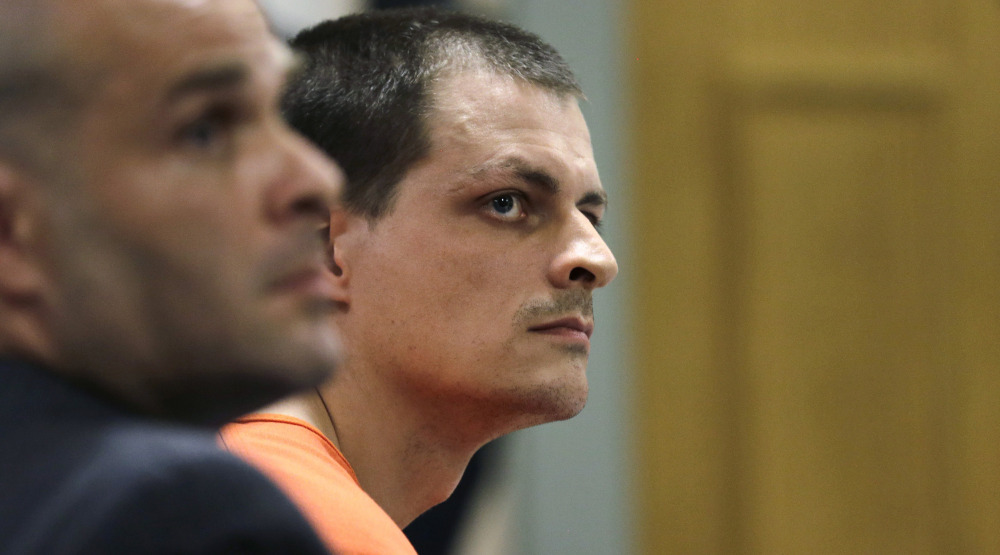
top-left (0, 1), bottom-right (84, 172)
top-left (0, 2), bottom-right (48, 73)
top-left (0, 0), bottom-right (345, 421)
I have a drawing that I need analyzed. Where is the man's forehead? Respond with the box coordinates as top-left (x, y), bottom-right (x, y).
top-left (55, 0), bottom-right (274, 63)
top-left (162, 43), bottom-right (294, 98)
top-left (56, 0), bottom-right (286, 95)
top-left (431, 69), bottom-right (580, 117)
top-left (426, 72), bottom-right (594, 165)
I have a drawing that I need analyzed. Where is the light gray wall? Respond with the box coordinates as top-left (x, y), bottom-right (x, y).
top-left (501, 1), bottom-right (636, 554)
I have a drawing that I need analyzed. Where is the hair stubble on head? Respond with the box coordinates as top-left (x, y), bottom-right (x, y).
top-left (282, 7), bottom-right (584, 224)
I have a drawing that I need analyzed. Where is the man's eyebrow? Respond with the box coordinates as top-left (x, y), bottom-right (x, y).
top-left (474, 157), bottom-right (608, 207)
top-left (166, 63), bottom-right (249, 101)
top-left (579, 190), bottom-right (609, 209)
top-left (514, 165), bottom-right (560, 196)
top-left (475, 157), bottom-right (561, 196)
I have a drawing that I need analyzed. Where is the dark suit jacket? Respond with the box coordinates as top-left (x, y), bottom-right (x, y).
top-left (0, 359), bottom-right (331, 554)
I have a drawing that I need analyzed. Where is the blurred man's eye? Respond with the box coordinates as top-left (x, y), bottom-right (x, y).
top-left (177, 104), bottom-right (240, 152)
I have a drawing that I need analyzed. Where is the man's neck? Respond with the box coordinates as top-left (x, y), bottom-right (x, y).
top-left (256, 390), bottom-right (338, 441)
top-left (260, 382), bottom-right (482, 528)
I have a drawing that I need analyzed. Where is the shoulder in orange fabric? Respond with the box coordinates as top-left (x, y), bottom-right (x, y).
top-left (220, 414), bottom-right (418, 555)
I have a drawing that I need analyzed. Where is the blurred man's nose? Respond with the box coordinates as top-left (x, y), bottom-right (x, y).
top-left (265, 128), bottom-right (345, 227)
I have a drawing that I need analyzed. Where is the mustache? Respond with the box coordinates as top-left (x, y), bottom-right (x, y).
top-left (513, 289), bottom-right (593, 325)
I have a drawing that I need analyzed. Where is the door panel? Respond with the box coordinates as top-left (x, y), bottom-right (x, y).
top-left (632, 0), bottom-right (1000, 552)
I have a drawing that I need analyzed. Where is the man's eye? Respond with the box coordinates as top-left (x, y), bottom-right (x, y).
top-left (178, 107), bottom-right (237, 150)
top-left (488, 193), bottom-right (526, 221)
top-left (181, 121), bottom-right (219, 147)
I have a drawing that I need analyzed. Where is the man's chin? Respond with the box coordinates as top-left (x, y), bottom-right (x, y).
top-left (145, 328), bottom-right (340, 425)
top-left (549, 388), bottom-right (588, 421)
top-left (509, 377), bottom-right (589, 426)
top-left (147, 364), bottom-right (332, 426)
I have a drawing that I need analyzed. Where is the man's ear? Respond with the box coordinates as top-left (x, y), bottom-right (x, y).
top-left (0, 162), bottom-right (56, 361)
top-left (325, 208), bottom-right (356, 305)
top-left (0, 163), bottom-right (46, 300)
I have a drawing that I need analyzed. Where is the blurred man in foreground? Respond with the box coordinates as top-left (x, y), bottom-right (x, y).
top-left (0, 0), bottom-right (344, 552)
top-left (221, 8), bottom-right (618, 554)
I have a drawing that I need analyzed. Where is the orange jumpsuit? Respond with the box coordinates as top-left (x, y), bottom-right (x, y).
top-left (220, 414), bottom-right (417, 555)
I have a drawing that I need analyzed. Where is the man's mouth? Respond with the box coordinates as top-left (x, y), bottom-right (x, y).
top-left (528, 316), bottom-right (594, 341)
top-left (269, 261), bottom-right (336, 300)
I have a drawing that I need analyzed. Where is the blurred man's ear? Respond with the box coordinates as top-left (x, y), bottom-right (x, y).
top-left (0, 165), bottom-right (13, 244)
top-left (0, 163), bottom-right (44, 301)
top-left (0, 162), bottom-right (53, 359)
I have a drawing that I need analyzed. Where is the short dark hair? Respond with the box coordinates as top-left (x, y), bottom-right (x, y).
top-left (283, 7), bottom-right (582, 220)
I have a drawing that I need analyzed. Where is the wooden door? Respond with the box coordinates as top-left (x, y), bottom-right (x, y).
top-left (631, 0), bottom-right (1000, 552)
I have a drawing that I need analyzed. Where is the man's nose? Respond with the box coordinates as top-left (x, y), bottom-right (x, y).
top-left (265, 129), bottom-right (345, 227)
top-left (548, 215), bottom-right (618, 290)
